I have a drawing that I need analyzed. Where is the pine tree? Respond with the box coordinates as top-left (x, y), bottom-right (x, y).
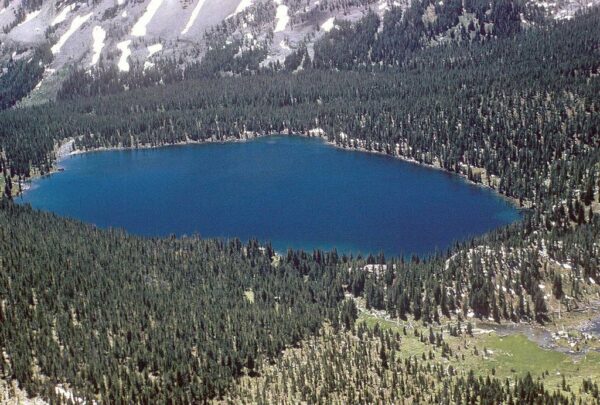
top-left (552, 274), bottom-right (564, 319)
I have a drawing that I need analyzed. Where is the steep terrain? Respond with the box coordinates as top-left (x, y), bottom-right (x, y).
top-left (1, 0), bottom-right (598, 106)
top-left (0, 0), bottom-right (399, 104)
top-left (1, 0), bottom-right (600, 403)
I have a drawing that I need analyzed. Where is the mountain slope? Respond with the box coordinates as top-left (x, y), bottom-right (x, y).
top-left (2, 0), bottom-right (597, 106)
top-left (0, 0), bottom-right (398, 104)
top-left (1, 2), bottom-right (600, 404)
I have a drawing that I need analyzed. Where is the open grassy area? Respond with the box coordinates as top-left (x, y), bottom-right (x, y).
top-left (477, 334), bottom-right (600, 392)
top-left (358, 312), bottom-right (600, 398)
top-left (230, 313), bottom-right (600, 403)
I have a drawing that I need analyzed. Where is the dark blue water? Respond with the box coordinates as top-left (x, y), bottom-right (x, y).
top-left (21, 136), bottom-right (520, 256)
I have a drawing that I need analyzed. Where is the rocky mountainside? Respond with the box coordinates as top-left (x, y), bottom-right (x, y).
top-left (1, 0), bottom-right (600, 402)
top-left (0, 0), bottom-right (598, 104)
top-left (0, 0), bottom-right (399, 102)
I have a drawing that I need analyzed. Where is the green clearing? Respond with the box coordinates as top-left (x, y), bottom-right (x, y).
top-left (476, 334), bottom-right (600, 391)
top-left (358, 313), bottom-right (600, 395)
top-left (358, 313), bottom-right (428, 359)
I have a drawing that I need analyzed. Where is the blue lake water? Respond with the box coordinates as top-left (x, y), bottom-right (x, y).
top-left (20, 136), bottom-right (520, 256)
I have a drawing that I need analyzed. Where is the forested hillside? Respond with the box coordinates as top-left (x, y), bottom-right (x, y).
top-left (228, 324), bottom-right (600, 403)
top-left (1, 2), bottom-right (600, 404)
top-left (0, 46), bottom-right (51, 110)
top-left (0, 201), bottom-right (352, 402)
top-left (2, 7), bottom-right (599, 207)
top-left (54, 0), bottom-right (545, 98)
top-left (1, 192), bottom-right (599, 402)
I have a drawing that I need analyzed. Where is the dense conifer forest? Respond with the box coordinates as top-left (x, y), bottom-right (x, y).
top-left (1, 201), bottom-right (599, 402)
top-left (0, 202), bottom-right (350, 402)
top-left (0, 46), bottom-right (51, 110)
top-left (1, 1), bottom-right (600, 403)
top-left (2, 5), bottom-right (599, 209)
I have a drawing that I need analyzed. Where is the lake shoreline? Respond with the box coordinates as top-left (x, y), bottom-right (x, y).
top-left (324, 139), bottom-right (525, 210)
top-left (26, 132), bottom-right (596, 355)
top-left (38, 130), bottom-right (525, 210)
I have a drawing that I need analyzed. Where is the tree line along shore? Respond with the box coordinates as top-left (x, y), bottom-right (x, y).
top-left (1, 1), bottom-right (600, 403)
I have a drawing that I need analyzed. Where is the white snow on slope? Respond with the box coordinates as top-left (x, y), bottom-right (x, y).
top-left (17, 10), bottom-right (41, 27)
top-left (52, 4), bottom-right (75, 26)
top-left (235, 0), bottom-right (253, 14)
top-left (51, 13), bottom-right (93, 55)
top-left (227, 0), bottom-right (253, 18)
top-left (90, 26), bottom-right (106, 66)
top-left (117, 40), bottom-right (132, 71)
top-left (131, 0), bottom-right (165, 37)
top-left (321, 17), bottom-right (335, 32)
top-left (147, 43), bottom-right (163, 57)
top-left (181, 0), bottom-right (207, 35)
top-left (33, 77), bottom-right (44, 90)
top-left (144, 42), bottom-right (163, 69)
top-left (274, 0), bottom-right (289, 33)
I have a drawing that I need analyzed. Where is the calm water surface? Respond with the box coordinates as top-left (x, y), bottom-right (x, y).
top-left (21, 136), bottom-right (520, 256)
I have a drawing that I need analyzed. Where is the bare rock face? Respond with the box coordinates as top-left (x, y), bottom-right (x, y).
top-left (0, 0), bottom-right (398, 98)
top-left (0, 0), bottom-right (597, 102)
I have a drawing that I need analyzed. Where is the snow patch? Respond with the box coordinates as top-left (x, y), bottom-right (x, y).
top-left (90, 26), bottom-right (106, 66)
top-left (279, 39), bottom-right (290, 50)
top-left (321, 17), bottom-right (335, 32)
top-left (147, 43), bottom-right (163, 58)
top-left (52, 4), bottom-right (75, 26)
top-left (235, 0), bottom-right (253, 14)
top-left (52, 13), bottom-right (93, 55)
top-left (17, 9), bottom-right (41, 27)
top-left (227, 0), bottom-right (254, 18)
top-left (33, 78), bottom-right (44, 90)
top-left (181, 0), bottom-right (207, 35)
top-left (117, 40), bottom-right (132, 72)
top-left (274, 0), bottom-right (289, 33)
top-left (131, 0), bottom-right (165, 37)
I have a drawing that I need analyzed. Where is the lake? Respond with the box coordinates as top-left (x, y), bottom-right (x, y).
top-left (21, 136), bottom-right (520, 256)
